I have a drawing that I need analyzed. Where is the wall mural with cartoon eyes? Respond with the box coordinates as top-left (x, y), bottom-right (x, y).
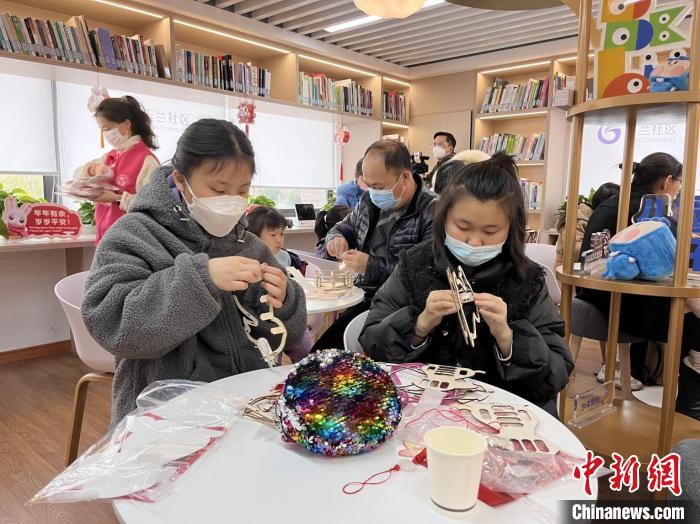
top-left (594, 0), bottom-right (692, 99)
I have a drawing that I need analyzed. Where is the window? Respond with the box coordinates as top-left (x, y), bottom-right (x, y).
top-left (246, 112), bottom-right (337, 191)
top-left (0, 174), bottom-right (48, 201)
top-left (249, 187), bottom-right (331, 210)
top-left (0, 73), bottom-right (56, 174)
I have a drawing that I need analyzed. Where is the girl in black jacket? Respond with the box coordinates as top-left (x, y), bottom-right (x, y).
top-left (360, 153), bottom-right (573, 417)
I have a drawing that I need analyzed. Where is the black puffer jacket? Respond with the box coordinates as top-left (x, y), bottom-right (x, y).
top-left (360, 241), bottom-right (573, 416)
top-left (325, 173), bottom-right (436, 295)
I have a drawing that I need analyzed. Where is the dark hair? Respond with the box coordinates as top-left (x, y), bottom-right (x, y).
top-left (590, 182), bottom-right (620, 209)
top-left (172, 119), bottom-right (255, 179)
top-left (315, 205), bottom-right (351, 240)
top-left (355, 159), bottom-right (364, 179)
top-left (433, 160), bottom-right (463, 195)
top-left (625, 152), bottom-right (682, 191)
top-left (434, 131), bottom-right (456, 149)
top-left (432, 152), bottom-right (534, 276)
top-left (247, 206), bottom-right (287, 237)
top-left (95, 95), bottom-right (158, 149)
top-left (364, 140), bottom-right (411, 174)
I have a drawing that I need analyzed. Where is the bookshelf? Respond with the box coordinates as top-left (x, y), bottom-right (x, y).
top-left (382, 76), bottom-right (410, 124)
top-left (473, 58), bottom-right (571, 240)
top-left (0, 0), bottom-right (411, 128)
top-left (557, 0), bottom-right (700, 470)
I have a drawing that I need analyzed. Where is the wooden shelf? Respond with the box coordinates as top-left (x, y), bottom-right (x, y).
top-left (297, 54), bottom-right (375, 80)
top-left (382, 76), bottom-right (411, 90)
top-left (556, 268), bottom-right (700, 298)
top-left (476, 108), bottom-right (549, 120)
top-left (566, 398), bottom-right (700, 463)
top-left (1, 0), bottom-right (397, 124)
top-left (526, 209), bottom-right (542, 214)
top-left (0, 50), bottom-right (380, 125)
top-left (567, 91), bottom-right (700, 118)
top-left (381, 120), bottom-right (409, 129)
top-left (517, 161), bottom-right (545, 166)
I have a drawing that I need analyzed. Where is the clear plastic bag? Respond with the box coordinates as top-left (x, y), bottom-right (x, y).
top-left (395, 404), bottom-right (583, 495)
top-left (30, 380), bottom-right (247, 505)
top-left (481, 444), bottom-right (583, 494)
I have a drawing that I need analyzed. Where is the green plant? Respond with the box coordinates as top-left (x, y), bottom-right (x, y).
top-left (0, 182), bottom-right (46, 239)
top-left (321, 193), bottom-right (337, 212)
top-left (556, 187), bottom-right (596, 222)
top-left (247, 194), bottom-right (276, 208)
top-left (78, 201), bottom-right (96, 226)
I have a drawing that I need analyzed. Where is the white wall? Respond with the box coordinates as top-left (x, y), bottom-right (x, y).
top-left (0, 248), bottom-right (90, 352)
top-left (341, 121), bottom-right (381, 183)
top-left (408, 70), bottom-right (476, 171)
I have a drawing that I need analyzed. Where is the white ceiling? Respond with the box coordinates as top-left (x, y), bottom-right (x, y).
top-left (194, 0), bottom-right (583, 67)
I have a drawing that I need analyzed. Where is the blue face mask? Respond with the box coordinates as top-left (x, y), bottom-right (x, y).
top-left (444, 233), bottom-right (505, 267)
top-left (369, 175), bottom-right (405, 210)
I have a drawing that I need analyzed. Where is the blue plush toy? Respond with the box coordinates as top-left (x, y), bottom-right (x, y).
top-left (649, 54), bottom-right (690, 93)
top-left (602, 218), bottom-right (676, 281)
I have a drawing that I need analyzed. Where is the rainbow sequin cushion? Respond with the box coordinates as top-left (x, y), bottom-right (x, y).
top-left (276, 349), bottom-right (402, 456)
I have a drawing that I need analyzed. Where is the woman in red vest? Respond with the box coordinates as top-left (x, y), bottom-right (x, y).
top-left (75, 95), bottom-right (160, 242)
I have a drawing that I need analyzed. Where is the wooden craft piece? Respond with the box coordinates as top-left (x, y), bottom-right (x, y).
top-left (446, 266), bottom-right (481, 347)
top-left (234, 296), bottom-right (287, 367)
top-left (460, 403), bottom-right (560, 454)
top-left (412, 364), bottom-right (485, 393)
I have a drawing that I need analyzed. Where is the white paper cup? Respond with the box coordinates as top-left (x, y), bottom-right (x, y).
top-left (424, 426), bottom-right (487, 519)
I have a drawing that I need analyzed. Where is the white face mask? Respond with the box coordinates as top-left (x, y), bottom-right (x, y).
top-left (432, 145), bottom-right (447, 160)
top-left (184, 179), bottom-right (248, 237)
top-left (103, 127), bottom-right (128, 148)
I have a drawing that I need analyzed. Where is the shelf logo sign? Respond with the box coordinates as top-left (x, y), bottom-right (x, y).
top-left (595, 0), bottom-right (691, 99)
top-left (1, 197), bottom-right (82, 239)
top-left (597, 125), bottom-right (622, 144)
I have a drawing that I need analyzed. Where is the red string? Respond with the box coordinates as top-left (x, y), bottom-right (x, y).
top-left (342, 464), bottom-right (401, 495)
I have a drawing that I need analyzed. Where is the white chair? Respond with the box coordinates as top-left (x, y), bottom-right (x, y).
top-left (343, 310), bottom-right (369, 354)
top-left (55, 271), bottom-right (115, 465)
top-left (525, 243), bottom-right (561, 304)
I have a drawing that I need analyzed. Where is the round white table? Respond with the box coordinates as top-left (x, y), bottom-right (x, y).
top-left (305, 286), bottom-right (365, 315)
top-left (114, 366), bottom-right (596, 523)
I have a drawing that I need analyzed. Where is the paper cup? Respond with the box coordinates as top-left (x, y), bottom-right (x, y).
top-left (424, 426), bottom-right (487, 519)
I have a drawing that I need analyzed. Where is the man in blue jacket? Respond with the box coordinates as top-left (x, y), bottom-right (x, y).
top-left (313, 140), bottom-right (437, 350)
top-left (335, 159), bottom-right (368, 209)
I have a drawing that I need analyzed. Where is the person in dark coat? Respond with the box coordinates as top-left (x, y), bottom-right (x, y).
top-left (360, 152), bottom-right (573, 417)
top-left (313, 139), bottom-right (437, 350)
top-left (578, 152), bottom-right (700, 419)
top-left (314, 204), bottom-right (351, 260)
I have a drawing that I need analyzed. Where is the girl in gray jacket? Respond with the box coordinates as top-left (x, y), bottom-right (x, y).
top-left (82, 119), bottom-right (307, 425)
top-left (360, 153), bottom-right (573, 417)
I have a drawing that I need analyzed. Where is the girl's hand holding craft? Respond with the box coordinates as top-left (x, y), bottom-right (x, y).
top-left (474, 293), bottom-right (512, 356)
top-left (261, 264), bottom-right (288, 309)
top-left (208, 256), bottom-right (262, 292)
top-left (415, 290), bottom-right (458, 338)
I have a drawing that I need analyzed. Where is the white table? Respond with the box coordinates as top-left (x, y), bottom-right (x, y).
top-left (114, 366), bottom-right (596, 524)
top-left (305, 286), bottom-right (365, 315)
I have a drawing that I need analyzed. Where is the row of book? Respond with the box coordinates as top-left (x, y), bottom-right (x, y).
top-left (382, 90), bottom-right (407, 122)
top-left (478, 132), bottom-right (546, 161)
top-left (298, 73), bottom-right (373, 116)
top-left (480, 77), bottom-right (550, 113)
top-left (553, 71), bottom-right (575, 91)
top-left (174, 45), bottom-right (271, 97)
top-left (0, 12), bottom-right (169, 79)
top-left (520, 180), bottom-right (544, 211)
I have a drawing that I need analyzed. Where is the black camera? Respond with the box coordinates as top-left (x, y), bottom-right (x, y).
top-left (410, 152), bottom-right (429, 177)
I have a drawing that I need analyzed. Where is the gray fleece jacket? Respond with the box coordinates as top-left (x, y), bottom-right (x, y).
top-left (82, 166), bottom-right (307, 425)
